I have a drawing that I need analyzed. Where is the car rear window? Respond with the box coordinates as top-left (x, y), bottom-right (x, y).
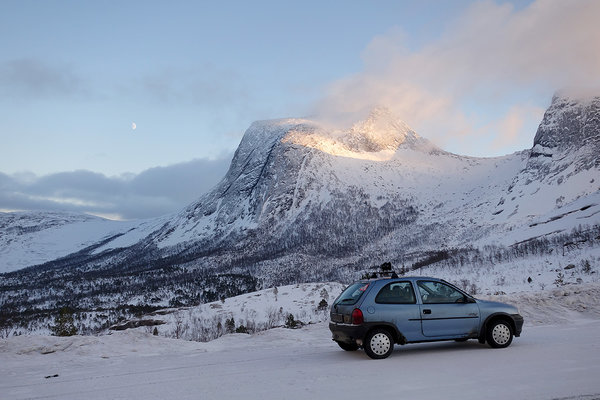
top-left (375, 281), bottom-right (416, 304)
top-left (334, 282), bottom-right (370, 306)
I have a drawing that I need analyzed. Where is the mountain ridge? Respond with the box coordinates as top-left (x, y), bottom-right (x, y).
top-left (2, 94), bottom-right (599, 273)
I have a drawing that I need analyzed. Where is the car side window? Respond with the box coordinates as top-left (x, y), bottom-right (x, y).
top-left (375, 282), bottom-right (416, 304)
top-left (417, 281), bottom-right (464, 304)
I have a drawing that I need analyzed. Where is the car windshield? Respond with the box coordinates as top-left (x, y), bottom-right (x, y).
top-left (334, 282), bottom-right (370, 306)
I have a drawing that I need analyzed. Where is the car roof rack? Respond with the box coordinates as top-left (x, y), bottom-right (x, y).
top-left (364, 271), bottom-right (399, 279)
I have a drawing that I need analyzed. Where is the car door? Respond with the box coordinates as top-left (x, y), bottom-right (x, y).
top-left (370, 281), bottom-right (422, 342)
top-left (416, 280), bottom-right (480, 338)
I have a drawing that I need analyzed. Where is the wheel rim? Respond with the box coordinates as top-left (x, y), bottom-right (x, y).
top-left (492, 323), bottom-right (511, 345)
top-left (370, 332), bottom-right (391, 356)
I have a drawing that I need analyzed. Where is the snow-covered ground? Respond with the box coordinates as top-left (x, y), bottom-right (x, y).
top-left (1, 318), bottom-right (599, 400)
top-left (2, 282), bottom-right (600, 400)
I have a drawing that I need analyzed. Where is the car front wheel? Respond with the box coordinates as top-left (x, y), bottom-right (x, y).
top-left (487, 320), bottom-right (514, 348)
top-left (364, 329), bottom-right (394, 359)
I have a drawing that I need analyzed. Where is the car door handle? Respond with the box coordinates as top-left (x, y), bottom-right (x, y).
top-left (423, 309), bottom-right (431, 315)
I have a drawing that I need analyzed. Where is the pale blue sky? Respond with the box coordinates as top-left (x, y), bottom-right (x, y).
top-left (1, 0), bottom-right (598, 219)
top-left (1, 0), bottom-right (479, 176)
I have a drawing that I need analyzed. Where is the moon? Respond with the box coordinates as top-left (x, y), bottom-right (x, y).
top-left (131, 122), bottom-right (137, 130)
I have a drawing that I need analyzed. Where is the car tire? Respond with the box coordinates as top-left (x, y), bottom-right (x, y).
top-left (486, 319), bottom-right (514, 348)
top-left (336, 341), bottom-right (359, 351)
top-left (364, 329), bottom-right (394, 359)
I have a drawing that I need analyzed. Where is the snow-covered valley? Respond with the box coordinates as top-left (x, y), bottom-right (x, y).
top-left (2, 281), bottom-right (600, 400)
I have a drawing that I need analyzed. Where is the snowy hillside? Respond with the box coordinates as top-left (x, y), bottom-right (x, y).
top-left (0, 211), bottom-right (167, 273)
top-left (110, 282), bottom-right (345, 342)
top-left (0, 212), bottom-right (111, 273)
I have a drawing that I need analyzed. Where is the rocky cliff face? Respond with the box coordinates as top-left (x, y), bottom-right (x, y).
top-left (497, 94), bottom-right (600, 214)
top-left (529, 95), bottom-right (600, 170)
top-left (533, 95), bottom-right (600, 152)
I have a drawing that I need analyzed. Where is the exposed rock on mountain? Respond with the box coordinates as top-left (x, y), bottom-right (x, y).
top-left (529, 94), bottom-right (600, 172)
top-left (505, 94), bottom-right (600, 212)
top-left (532, 95), bottom-right (600, 155)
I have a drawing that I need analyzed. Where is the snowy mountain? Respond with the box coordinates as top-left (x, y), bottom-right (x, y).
top-left (1, 94), bottom-right (599, 334)
top-left (104, 95), bottom-right (599, 275)
top-left (0, 211), bottom-right (160, 274)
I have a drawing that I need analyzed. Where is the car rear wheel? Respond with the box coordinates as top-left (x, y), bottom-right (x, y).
top-left (336, 341), bottom-right (359, 351)
top-left (487, 320), bottom-right (514, 348)
top-left (364, 329), bottom-right (394, 359)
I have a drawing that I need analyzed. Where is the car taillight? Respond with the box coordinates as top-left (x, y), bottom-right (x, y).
top-left (351, 308), bottom-right (364, 325)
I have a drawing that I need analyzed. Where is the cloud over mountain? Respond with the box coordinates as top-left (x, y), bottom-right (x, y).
top-left (0, 155), bottom-right (232, 220)
top-left (315, 0), bottom-right (600, 156)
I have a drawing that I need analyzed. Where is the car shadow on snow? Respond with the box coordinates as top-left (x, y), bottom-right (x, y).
top-left (330, 339), bottom-right (513, 361)
top-left (393, 340), bottom-right (491, 355)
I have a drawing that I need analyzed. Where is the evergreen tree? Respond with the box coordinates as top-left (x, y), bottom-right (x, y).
top-left (235, 325), bottom-right (248, 334)
top-left (285, 314), bottom-right (298, 329)
top-left (50, 307), bottom-right (77, 337)
top-left (317, 299), bottom-right (328, 310)
top-left (225, 318), bottom-right (235, 334)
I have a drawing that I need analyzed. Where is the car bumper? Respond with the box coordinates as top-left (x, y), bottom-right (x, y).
top-left (512, 314), bottom-right (524, 337)
top-left (329, 322), bottom-right (368, 346)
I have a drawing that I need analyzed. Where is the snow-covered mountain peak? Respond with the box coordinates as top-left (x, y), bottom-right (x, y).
top-left (232, 118), bottom-right (318, 166)
top-left (273, 107), bottom-right (438, 161)
top-left (241, 118), bottom-right (316, 147)
top-left (341, 105), bottom-right (424, 153)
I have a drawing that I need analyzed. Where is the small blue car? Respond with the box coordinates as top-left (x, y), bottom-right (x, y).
top-left (329, 276), bottom-right (523, 359)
